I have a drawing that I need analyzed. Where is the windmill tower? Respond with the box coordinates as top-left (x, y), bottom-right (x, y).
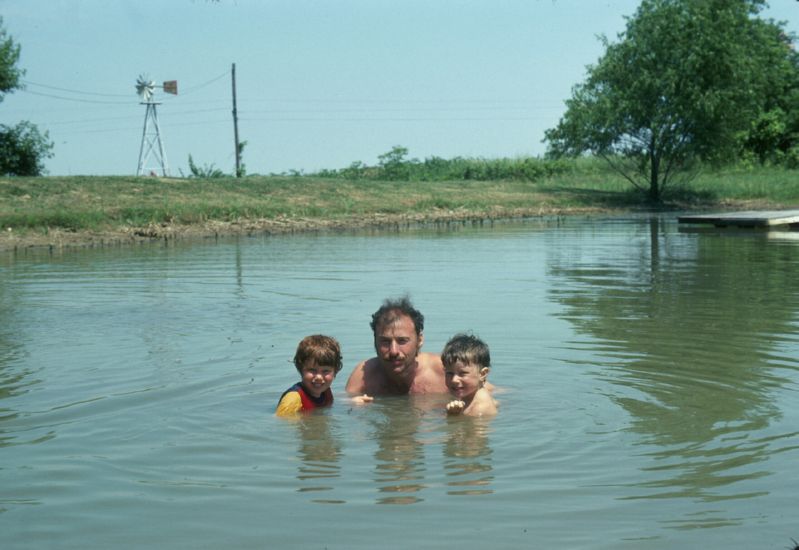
top-left (135, 75), bottom-right (177, 176)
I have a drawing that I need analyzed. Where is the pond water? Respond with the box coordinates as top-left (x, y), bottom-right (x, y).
top-left (1, 216), bottom-right (798, 550)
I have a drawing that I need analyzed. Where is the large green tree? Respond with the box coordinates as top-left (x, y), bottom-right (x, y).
top-left (545, 0), bottom-right (798, 201)
top-left (739, 19), bottom-right (799, 167)
top-left (0, 17), bottom-right (22, 99)
top-left (0, 17), bottom-right (53, 176)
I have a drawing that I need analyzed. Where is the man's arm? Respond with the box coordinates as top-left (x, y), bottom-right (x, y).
top-left (345, 360), bottom-right (367, 394)
top-left (345, 360), bottom-right (375, 405)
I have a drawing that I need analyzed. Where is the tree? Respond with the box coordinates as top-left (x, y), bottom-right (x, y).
top-left (0, 17), bottom-right (22, 100)
top-left (0, 17), bottom-right (53, 176)
top-left (377, 145), bottom-right (413, 180)
top-left (545, 0), bottom-right (797, 201)
top-left (739, 20), bottom-right (799, 167)
top-left (0, 121), bottom-right (53, 176)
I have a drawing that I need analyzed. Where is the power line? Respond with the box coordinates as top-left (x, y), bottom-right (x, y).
top-left (241, 106), bottom-right (559, 115)
top-left (22, 80), bottom-right (130, 98)
top-left (18, 71), bottom-right (230, 104)
top-left (180, 70), bottom-right (230, 95)
top-left (236, 97), bottom-right (563, 105)
top-left (47, 118), bottom-right (231, 136)
top-left (13, 71), bottom-right (561, 141)
top-left (19, 89), bottom-right (134, 105)
top-left (239, 116), bottom-right (554, 122)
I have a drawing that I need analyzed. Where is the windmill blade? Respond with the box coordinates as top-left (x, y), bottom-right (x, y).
top-left (135, 74), bottom-right (156, 101)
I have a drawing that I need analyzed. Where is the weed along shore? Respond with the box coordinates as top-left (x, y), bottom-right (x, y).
top-left (2, 163), bottom-right (799, 252)
top-left (0, 203), bottom-right (606, 252)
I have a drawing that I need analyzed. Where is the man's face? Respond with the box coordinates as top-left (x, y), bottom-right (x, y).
top-left (374, 314), bottom-right (423, 378)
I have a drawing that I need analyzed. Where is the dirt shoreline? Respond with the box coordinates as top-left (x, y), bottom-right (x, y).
top-left (1, 206), bottom-right (620, 253)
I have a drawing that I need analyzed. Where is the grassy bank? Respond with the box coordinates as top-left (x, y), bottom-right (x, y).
top-left (2, 160), bottom-right (798, 250)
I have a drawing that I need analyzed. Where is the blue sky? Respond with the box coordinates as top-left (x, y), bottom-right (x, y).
top-left (1, 0), bottom-right (797, 177)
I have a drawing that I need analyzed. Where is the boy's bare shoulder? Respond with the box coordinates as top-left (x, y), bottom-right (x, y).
top-left (467, 388), bottom-right (498, 417)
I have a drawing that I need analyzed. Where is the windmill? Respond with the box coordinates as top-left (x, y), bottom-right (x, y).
top-left (135, 75), bottom-right (177, 176)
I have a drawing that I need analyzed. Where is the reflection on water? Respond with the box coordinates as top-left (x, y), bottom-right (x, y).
top-left (0, 279), bottom-right (40, 449)
top-left (290, 414), bottom-right (344, 504)
top-left (370, 397), bottom-right (430, 505)
top-left (280, 395), bottom-right (498, 506)
top-left (547, 218), bottom-right (799, 526)
top-left (358, 395), bottom-right (495, 504)
top-left (286, 394), bottom-right (498, 505)
top-left (443, 416), bottom-right (494, 496)
top-left (1, 217), bottom-right (798, 548)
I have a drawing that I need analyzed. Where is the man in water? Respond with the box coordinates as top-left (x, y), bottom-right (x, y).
top-left (346, 296), bottom-right (447, 402)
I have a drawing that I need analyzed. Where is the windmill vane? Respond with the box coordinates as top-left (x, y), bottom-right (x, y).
top-left (135, 75), bottom-right (177, 101)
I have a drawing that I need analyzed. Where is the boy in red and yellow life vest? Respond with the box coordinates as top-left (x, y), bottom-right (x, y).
top-left (275, 335), bottom-right (343, 417)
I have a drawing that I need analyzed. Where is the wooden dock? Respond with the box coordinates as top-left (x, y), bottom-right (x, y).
top-left (677, 210), bottom-right (799, 228)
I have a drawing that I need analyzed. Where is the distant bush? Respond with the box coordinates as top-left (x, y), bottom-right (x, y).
top-left (0, 121), bottom-right (54, 176)
top-left (186, 154), bottom-right (225, 178)
top-left (306, 146), bottom-right (573, 182)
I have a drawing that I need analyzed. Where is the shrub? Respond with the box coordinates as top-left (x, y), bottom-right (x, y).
top-left (0, 121), bottom-right (53, 176)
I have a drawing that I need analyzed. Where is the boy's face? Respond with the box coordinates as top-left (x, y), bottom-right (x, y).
top-left (444, 360), bottom-right (488, 401)
top-left (300, 361), bottom-right (337, 398)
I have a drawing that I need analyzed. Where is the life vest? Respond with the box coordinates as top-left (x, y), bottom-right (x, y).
top-left (280, 382), bottom-right (333, 412)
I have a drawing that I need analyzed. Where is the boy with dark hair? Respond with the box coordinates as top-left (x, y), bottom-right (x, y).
top-left (442, 333), bottom-right (497, 417)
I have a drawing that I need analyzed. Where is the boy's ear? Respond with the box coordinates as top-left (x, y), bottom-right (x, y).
top-left (479, 367), bottom-right (490, 380)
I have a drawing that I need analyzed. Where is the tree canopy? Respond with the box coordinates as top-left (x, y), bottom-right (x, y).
top-left (0, 120), bottom-right (53, 176)
top-left (0, 17), bottom-right (53, 176)
top-left (545, 0), bottom-right (799, 201)
top-left (0, 17), bottom-right (23, 101)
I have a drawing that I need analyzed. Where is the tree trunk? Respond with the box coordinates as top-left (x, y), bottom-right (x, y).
top-left (649, 138), bottom-right (661, 202)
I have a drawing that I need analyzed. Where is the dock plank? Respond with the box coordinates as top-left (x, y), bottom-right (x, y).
top-left (677, 210), bottom-right (799, 227)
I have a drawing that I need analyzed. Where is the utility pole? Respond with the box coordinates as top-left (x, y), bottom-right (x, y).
top-left (231, 62), bottom-right (241, 177)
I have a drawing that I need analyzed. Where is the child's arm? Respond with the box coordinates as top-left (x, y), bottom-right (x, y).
top-left (446, 400), bottom-right (466, 415)
top-left (275, 391), bottom-right (302, 417)
top-left (351, 394), bottom-right (374, 405)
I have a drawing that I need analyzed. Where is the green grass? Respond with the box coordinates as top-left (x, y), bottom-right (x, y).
top-left (684, 166), bottom-right (799, 203)
top-left (2, 160), bottom-right (798, 237)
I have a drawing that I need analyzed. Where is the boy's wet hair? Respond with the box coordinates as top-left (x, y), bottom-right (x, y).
top-left (441, 333), bottom-right (491, 369)
top-left (370, 295), bottom-right (425, 336)
top-left (293, 334), bottom-right (343, 373)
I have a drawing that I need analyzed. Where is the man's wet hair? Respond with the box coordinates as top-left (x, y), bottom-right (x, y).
top-left (370, 296), bottom-right (425, 336)
top-left (441, 333), bottom-right (491, 369)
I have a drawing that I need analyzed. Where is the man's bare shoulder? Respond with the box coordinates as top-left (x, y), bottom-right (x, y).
top-left (410, 352), bottom-right (447, 393)
top-left (346, 357), bottom-right (387, 395)
top-left (417, 351), bottom-right (443, 369)
top-left (345, 359), bottom-right (368, 394)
